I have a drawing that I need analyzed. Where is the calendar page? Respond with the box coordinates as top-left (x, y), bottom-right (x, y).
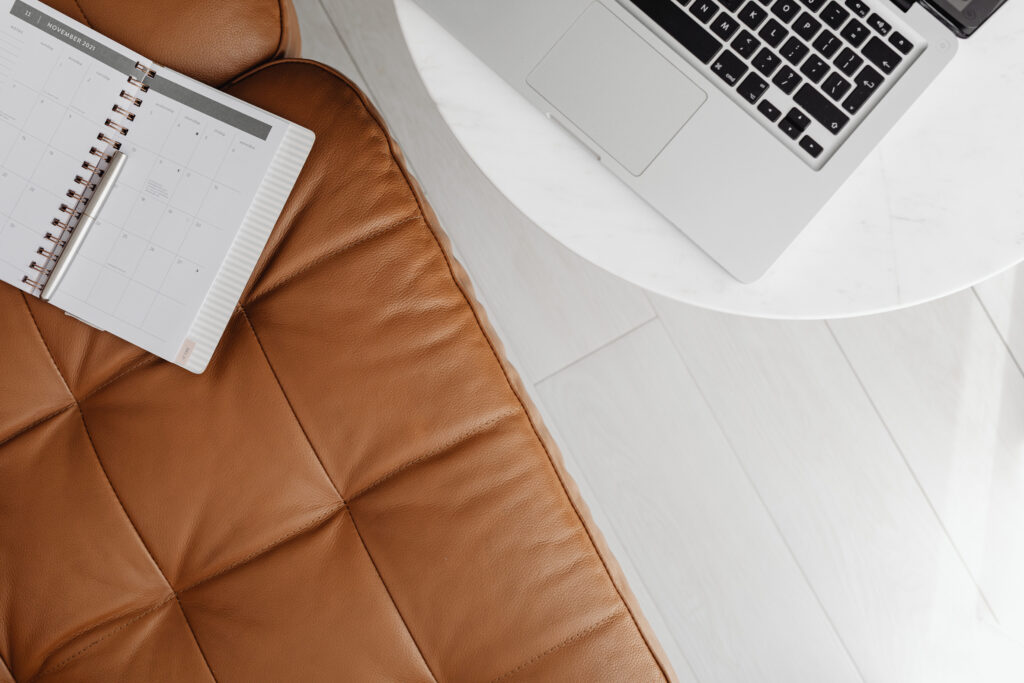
top-left (0, 0), bottom-right (314, 372)
top-left (0, 0), bottom-right (141, 293)
top-left (50, 66), bottom-right (288, 365)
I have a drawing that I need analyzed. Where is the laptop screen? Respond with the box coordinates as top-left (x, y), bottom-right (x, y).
top-left (925, 0), bottom-right (1010, 36)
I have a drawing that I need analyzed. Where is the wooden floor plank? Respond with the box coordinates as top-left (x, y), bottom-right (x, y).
top-left (655, 298), bottom-right (1024, 682)
top-left (538, 321), bottom-right (861, 683)
top-left (831, 290), bottom-right (1024, 641)
top-left (975, 266), bottom-right (1024, 372)
top-left (293, 0), bottom-right (366, 90)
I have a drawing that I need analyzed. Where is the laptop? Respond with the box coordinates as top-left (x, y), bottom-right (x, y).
top-left (411, 0), bottom-right (1007, 282)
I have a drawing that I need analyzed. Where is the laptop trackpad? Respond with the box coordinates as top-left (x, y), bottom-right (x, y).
top-left (527, 3), bottom-right (707, 176)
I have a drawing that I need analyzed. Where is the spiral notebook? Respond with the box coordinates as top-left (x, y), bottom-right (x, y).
top-left (0, 0), bottom-right (315, 373)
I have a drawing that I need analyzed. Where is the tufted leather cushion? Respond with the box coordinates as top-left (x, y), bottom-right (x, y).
top-left (0, 53), bottom-right (672, 682)
top-left (41, 0), bottom-right (301, 86)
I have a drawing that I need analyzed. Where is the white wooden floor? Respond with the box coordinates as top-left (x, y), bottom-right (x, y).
top-left (296, 2), bottom-right (1024, 680)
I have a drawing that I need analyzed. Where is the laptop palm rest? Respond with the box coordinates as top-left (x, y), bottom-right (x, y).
top-left (527, 3), bottom-right (707, 176)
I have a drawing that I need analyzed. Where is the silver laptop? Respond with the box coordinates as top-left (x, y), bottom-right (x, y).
top-left (412, 0), bottom-right (1006, 282)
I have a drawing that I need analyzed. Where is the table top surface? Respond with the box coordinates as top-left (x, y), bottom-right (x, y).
top-left (395, 0), bottom-right (1024, 319)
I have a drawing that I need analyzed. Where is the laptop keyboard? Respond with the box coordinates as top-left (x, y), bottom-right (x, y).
top-left (622, 0), bottom-right (925, 169)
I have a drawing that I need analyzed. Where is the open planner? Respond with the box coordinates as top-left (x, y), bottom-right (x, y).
top-left (0, 0), bottom-right (315, 373)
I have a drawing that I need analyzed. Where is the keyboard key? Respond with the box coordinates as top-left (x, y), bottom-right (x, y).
top-left (770, 0), bottom-right (802, 22)
top-left (786, 107), bottom-right (812, 130)
top-left (780, 36), bottom-right (809, 64)
top-left (794, 84), bottom-right (850, 133)
top-left (779, 118), bottom-right (802, 139)
top-left (627, 0), bottom-right (724, 64)
top-left (752, 47), bottom-right (783, 75)
top-left (711, 14), bottom-right (741, 39)
top-left (820, 1), bottom-right (850, 29)
top-left (758, 18), bottom-right (789, 46)
top-left (731, 30), bottom-right (762, 58)
top-left (721, 0), bottom-right (745, 10)
top-left (862, 36), bottom-right (901, 73)
top-left (842, 64), bottom-right (882, 113)
top-left (792, 12), bottom-right (822, 40)
top-left (711, 49), bottom-right (749, 86)
top-left (812, 30), bottom-right (841, 58)
top-left (800, 54), bottom-right (830, 82)
top-left (840, 19), bottom-right (870, 46)
top-left (757, 99), bottom-right (782, 121)
top-left (821, 71), bottom-right (852, 100)
top-left (798, 0), bottom-right (826, 11)
top-left (800, 135), bottom-right (824, 157)
top-left (842, 84), bottom-right (873, 114)
top-left (737, 72), bottom-right (770, 103)
top-left (771, 0), bottom-right (801, 22)
top-left (844, 0), bottom-right (870, 15)
top-left (739, 2), bottom-right (769, 28)
top-left (889, 31), bottom-right (913, 54)
top-left (772, 65), bottom-right (802, 93)
top-left (692, 0), bottom-right (720, 23)
top-left (867, 13), bottom-right (891, 34)
top-left (834, 47), bottom-right (863, 75)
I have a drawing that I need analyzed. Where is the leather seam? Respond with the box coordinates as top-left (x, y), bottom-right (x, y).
top-left (347, 408), bottom-right (520, 502)
top-left (69, 0), bottom-right (91, 27)
top-left (172, 596), bottom-right (219, 683)
top-left (488, 610), bottom-right (623, 682)
top-left (20, 283), bottom-right (159, 406)
top-left (34, 408), bottom-right (199, 680)
top-left (19, 292), bottom-right (74, 399)
top-left (239, 306), bottom-right (439, 682)
top-left (0, 402), bottom-right (74, 450)
top-left (176, 503), bottom-right (345, 595)
top-left (30, 596), bottom-right (177, 682)
top-left (347, 511), bottom-right (440, 682)
top-left (76, 356), bottom-right (159, 404)
top-left (227, 59), bottom-right (669, 679)
top-left (245, 213), bottom-right (422, 306)
top-left (237, 307), bottom-right (345, 500)
top-left (32, 504), bottom-right (344, 681)
top-left (30, 408), bottom-right (221, 682)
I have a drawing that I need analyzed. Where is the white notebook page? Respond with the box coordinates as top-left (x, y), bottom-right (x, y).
top-left (0, 0), bottom-right (136, 292)
top-left (50, 69), bottom-right (287, 364)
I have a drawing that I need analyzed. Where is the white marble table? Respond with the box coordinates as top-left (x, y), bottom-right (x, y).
top-left (395, 0), bottom-right (1024, 319)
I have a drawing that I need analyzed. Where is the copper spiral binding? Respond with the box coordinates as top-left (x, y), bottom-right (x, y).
top-left (119, 90), bottom-right (143, 106)
top-left (96, 132), bottom-right (122, 148)
top-left (104, 118), bottom-right (129, 135)
top-left (25, 62), bottom-right (155, 295)
top-left (126, 76), bottom-right (150, 92)
top-left (134, 62), bottom-right (157, 78)
top-left (111, 105), bottom-right (136, 121)
top-left (22, 274), bottom-right (44, 289)
top-left (74, 175), bottom-right (98, 190)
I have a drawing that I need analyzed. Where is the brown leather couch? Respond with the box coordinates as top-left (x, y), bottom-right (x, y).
top-left (0, 1), bottom-right (674, 680)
